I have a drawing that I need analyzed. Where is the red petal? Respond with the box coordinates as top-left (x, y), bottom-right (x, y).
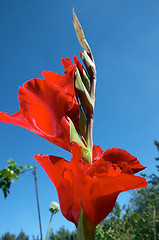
top-left (61, 57), bottom-right (73, 72)
top-left (102, 148), bottom-right (146, 173)
top-left (79, 52), bottom-right (83, 59)
top-left (0, 110), bottom-right (33, 130)
top-left (43, 63), bottom-right (79, 129)
top-left (34, 153), bottom-right (81, 226)
top-left (18, 78), bottom-right (70, 150)
top-left (92, 145), bottom-right (103, 162)
top-left (42, 64), bottom-right (75, 97)
top-left (42, 71), bottom-right (62, 85)
top-left (0, 110), bottom-right (67, 147)
top-left (73, 55), bottom-right (83, 77)
top-left (78, 170), bottom-right (147, 226)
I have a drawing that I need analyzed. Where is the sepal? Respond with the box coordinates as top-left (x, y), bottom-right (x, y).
top-left (81, 51), bottom-right (96, 80)
top-left (82, 69), bottom-right (91, 93)
top-left (75, 68), bottom-right (94, 117)
top-left (77, 204), bottom-right (95, 240)
top-left (79, 105), bottom-right (87, 140)
top-left (69, 117), bottom-right (92, 163)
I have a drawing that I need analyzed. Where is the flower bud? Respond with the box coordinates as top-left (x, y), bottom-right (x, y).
top-left (49, 201), bottom-right (59, 214)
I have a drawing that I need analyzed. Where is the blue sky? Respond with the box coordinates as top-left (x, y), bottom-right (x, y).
top-left (0, 0), bottom-right (159, 238)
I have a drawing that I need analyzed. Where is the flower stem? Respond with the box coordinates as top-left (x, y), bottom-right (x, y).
top-left (86, 72), bottom-right (96, 156)
top-left (45, 213), bottom-right (53, 240)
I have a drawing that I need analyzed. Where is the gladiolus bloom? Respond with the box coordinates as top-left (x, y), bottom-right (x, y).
top-left (34, 143), bottom-right (147, 227)
top-left (0, 58), bottom-right (79, 151)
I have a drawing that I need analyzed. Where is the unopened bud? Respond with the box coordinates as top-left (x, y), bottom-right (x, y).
top-left (81, 51), bottom-right (96, 80)
top-left (49, 201), bottom-right (59, 214)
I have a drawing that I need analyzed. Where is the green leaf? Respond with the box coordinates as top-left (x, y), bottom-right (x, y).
top-left (8, 159), bottom-right (16, 167)
top-left (25, 165), bottom-right (30, 169)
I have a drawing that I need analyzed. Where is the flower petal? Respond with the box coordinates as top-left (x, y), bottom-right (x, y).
top-left (43, 62), bottom-right (79, 129)
top-left (18, 78), bottom-right (70, 150)
top-left (78, 169), bottom-right (147, 226)
top-left (0, 110), bottom-right (65, 145)
top-left (102, 148), bottom-right (146, 173)
top-left (73, 55), bottom-right (83, 76)
top-left (61, 57), bottom-right (73, 72)
top-left (34, 153), bottom-right (81, 226)
top-left (92, 145), bottom-right (103, 162)
top-left (0, 110), bottom-right (32, 129)
top-left (42, 64), bottom-right (75, 97)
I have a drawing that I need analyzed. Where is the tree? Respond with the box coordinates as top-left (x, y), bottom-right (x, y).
top-left (2, 231), bottom-right (29, 240)
top-left (16, 231), bottom-right (29, 240)
top-left (2, 232), bottom-right (16, 240)
top-left (127, 140), bottom-right (159, 240)
top-left (49, 226), bottom-right (77, 240)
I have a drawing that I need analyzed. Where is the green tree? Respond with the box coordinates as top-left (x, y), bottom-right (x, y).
top-left (2, 232), bottom-right (16, 240)
top-left (16, 231), bottom-right (29, 240)
top-left (2, 231), bottom-right (29, 240)
top-left (126, 140), bottom-right (159, 240)
top-left (126, 184), bottom-right (159, 240)
top-left (49, 227), bottom-right (77, 240)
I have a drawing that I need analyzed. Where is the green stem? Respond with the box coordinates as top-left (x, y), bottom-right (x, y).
top-left (45, 213), bottom-right (54, 240)
top-left (85, 58), bottom-right (96, 158)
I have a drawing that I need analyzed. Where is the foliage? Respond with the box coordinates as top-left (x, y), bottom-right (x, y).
top-left (127, 183), bottom-right (159, 240)
top-left (95, 224), bottom-right (105, 239)
top-left (126, 140), bottom-right (159, 240)
top-left (98, 184), bottom-right (158, 239)
top-left (0, 159), bottom-right (35, 198)
top-left (0, 159), bottom-right (23, 198)
top-left (48, 227), bottom-right (77, 240)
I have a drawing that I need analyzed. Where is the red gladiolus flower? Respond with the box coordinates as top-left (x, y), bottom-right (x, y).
top-left (34, 143), bottom-right (147, 227)
top-left (0, 58), bottom-right (79, 151)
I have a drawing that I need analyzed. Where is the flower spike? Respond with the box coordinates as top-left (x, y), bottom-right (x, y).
top-left (0, 10), bottom-right (148, 240)
top-left (73, 9), bottom-right (97, 155)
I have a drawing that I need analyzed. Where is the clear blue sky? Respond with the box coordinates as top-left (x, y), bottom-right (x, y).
top-left (0, 0), bottom-right (159, 238)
